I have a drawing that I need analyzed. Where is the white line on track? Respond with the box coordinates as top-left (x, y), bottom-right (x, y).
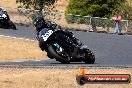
top-left (12, 60), bottom-right (24, 62)
top-left (34, 60), bottom-right (42, 61)
top-left (0, 35), bottom-right (38, 42)
top-left (1, 59), bottom-right (45, 63)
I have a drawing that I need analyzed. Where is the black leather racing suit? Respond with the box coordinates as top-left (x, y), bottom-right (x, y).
top-left (36, 21), bottom-right (80, 51)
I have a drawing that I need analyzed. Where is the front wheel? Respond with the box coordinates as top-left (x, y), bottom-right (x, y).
top-left (83, 49), bottom-right (95, 64)
top-left (48, 45), bottom-right (70, 64)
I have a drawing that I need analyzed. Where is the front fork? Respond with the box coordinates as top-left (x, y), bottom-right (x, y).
top-left (72, 47), bottom-right (86, 59)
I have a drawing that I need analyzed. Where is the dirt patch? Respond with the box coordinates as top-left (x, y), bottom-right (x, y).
top-left (0, 36), bottom-right (47, 60)
top-left (0, 67), bottom-right (131, 88)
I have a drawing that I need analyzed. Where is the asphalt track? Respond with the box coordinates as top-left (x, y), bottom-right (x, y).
top-left (0, 26), bottom-right (132, 67)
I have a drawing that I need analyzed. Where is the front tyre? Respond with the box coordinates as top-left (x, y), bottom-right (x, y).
top-left (47, 52), bottom-right (54, 59)
top-left (48, 45), bottom-right (70, 64)
top-left (83, 49), bottom-right (95, 64)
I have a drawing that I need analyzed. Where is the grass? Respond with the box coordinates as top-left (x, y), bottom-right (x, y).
top-left (0, 67), bottom-right (131, 88)
top-left (0, 36), bottom-right (47, 60)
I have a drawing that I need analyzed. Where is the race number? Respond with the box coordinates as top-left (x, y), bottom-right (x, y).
top-left (41, 30), bottom-right (53, 41)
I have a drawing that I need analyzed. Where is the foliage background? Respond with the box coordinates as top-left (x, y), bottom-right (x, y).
top-left (65, 0), bottom-right (130, 19)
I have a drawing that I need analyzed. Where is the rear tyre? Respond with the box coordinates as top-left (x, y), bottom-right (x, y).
top-left (3, 25), bottom-right (9, 29)
top-left (8, 20), bottom-right (16, 30)
top-left (83, 49), bottom-right (95, 64)
top-left (48, 45), bottom-right (70, 64)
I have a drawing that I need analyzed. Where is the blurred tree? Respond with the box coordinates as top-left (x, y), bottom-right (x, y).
top-left (16, 0), bottom-right (57, 14)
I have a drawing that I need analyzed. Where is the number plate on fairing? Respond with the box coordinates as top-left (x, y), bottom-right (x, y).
top-left (41, 30), bottom-right (53, 41)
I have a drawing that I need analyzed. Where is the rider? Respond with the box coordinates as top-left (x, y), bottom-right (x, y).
top-left (33, 16), bottom-right (81, 51)
top-left (0, 6), bottom-right (9, 19)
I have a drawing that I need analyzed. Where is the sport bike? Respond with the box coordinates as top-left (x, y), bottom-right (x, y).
top-left (0, 10), bottom-right (16, 29)
top-left (39, 25), bottom-right (95, 64)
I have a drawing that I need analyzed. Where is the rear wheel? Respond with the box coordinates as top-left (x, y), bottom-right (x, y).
top-left (48, 45), bottom-right (70, 64)
top-left (8, 20), bottom-right (16, 30)
top-left (3, 25), bottom-right (8, 29)
top-left (83, 49), bottom-right (95, 64)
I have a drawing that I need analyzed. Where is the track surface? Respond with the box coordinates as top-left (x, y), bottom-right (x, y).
top-left (0, 26), bottom-right (132, 67)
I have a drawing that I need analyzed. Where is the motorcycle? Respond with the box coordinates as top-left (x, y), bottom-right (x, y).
top-left (39, 23), bottom-right (95, 64)
top-left (0, 10), bottom-right (16, 29)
